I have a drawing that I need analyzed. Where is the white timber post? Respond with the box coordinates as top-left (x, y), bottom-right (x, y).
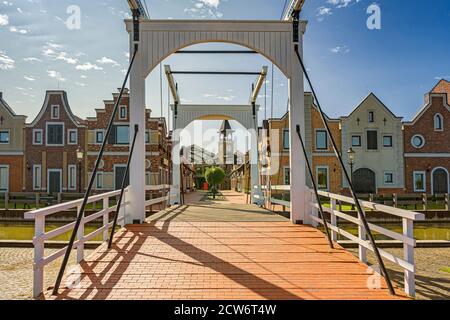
top-left (103, 196), bottom-right (109, 242)
top-left (330, 198), bottom-right (338, 241)
top-left (250, 127), bottom-right (263, 205)
top-left (128, 39), bottom-right (146, 224)
top-left (311, 190), bottom-right (318, 228)
top-left (76, 204), bottom-right (84, 263)
top-left (289, 21), bottom-right (307, 224)
top-left (403, 218), bottom-right (415, 297)
top-left (358, 205), bottom-right (367, 263)
top-left (33, 215), bottom-right (45, 298)
top-left (171, 128), bottom-right (181, 205)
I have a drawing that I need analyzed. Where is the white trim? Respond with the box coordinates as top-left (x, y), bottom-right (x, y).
top-left (51, 105), bottom-right (60, 120)
top-left (45, 122), bottom-right (65, 147)
top-left (434, 113), bottom-right (444, 131)
top-left (316, 165), bottom-right (329, 191)
top-left (282, 129), bottom-right (289, 150)
top-left (431, 167), bottom-right (449, 195)
top-left (413, 171), bottom-right (426, 192)
top-left (32, 129), bottom-right (43, 145)
top-left (314, 128), bottom-right (328, 151)
top-left (68, 129), bottom-right (78, 145)
top-left (382, 135), bottom-right (393, 148)
top-left (33, 165), bottom-right (42, 191)
top-left (119, 105), bottom-right (127, 120)
top-left (405, 153), bottom-right (450, 158)
top-left (94, 129), bottom-right (105, 144)
top-left (351, 134), bottom-right (362, 148)
top-left (411, 134), bottom-right (425, 149)
top-left (145, 159), bottom-right (151, 169)
top-left (0, 151), bottom-right (24, 156)
top-left (0, 129), bottom-right (10, 145)
top-left (47, 169), bottom-right (62, 193)
top-left (68, 165), bottom-right (77, 191)
top-left (0, 165), bottom-right (9, 192)
top-left (404, 93), bottom-right (450, 125)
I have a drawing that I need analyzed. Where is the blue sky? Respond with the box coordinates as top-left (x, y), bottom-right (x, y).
top-left (0, 0), bottom-right (449, 152)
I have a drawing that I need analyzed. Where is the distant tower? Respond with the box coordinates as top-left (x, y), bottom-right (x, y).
top-left (218, 120), bottom-right (236, 165)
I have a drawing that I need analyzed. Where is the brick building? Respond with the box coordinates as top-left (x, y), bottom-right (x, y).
top-left (86, 89), bottom-right (171, 191)
top-left (403, 79), bottom-right (450, 194)
top-left (24, 91), bottom-right (86, 193)
top-left (0, 93), bottom-right (27, 192)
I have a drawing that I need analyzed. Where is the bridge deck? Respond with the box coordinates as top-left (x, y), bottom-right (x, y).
top-left (48, 192), bottom-right (407, 300)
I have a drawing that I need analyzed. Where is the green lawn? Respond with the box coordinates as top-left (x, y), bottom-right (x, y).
top-left (440, 267), bottom-right (450, 274)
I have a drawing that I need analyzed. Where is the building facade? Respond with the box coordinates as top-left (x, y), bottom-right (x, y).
top-left (86, 89), bottom-right (171, 192)
top-left (403, 80), bottom-right (450, 194)
top-left (0, 93), bottom-right (27, 192)
top-left (341, 93), bottom-right (404, 194)
top-left (24, 91), bottom-right (86, 193)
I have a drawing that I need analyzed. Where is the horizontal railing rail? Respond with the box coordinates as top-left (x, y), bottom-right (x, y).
top-left (26, 184), bottom-right (173, 298)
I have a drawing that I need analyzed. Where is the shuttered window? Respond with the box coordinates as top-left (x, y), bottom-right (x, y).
top-left (367, 130), bottom-right (378, 150)
top-left (47, 124), bottom-right (64, 145)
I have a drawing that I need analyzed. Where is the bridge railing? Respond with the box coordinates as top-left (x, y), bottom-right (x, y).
top-left (25, 184), bottom-right (172, 298)
top-left (262, 185), bottom-right (425, 297)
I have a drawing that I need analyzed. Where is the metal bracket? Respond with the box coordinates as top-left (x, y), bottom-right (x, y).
top-left (132, 9), bottom-right (140, 43)
top-left (292, 10), bottom-right (300, 43)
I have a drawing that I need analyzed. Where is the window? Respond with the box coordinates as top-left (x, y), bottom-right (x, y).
top-left (33, 165), bottom-right (42, 190)
top-left (368, 111), bottom-right (374, 123)
top-left (149, 130), bottom-right (159, 145)
top-left (283, 130), bottom-right (289, 150)
top-left (46, 123), bottom-right (64, 146)
top-left (96, 131), bottom-right (104, 144)
top-left (383, 135), bottom-right (393, 147)
top-left (411, 135), bottom-right (425, 149)
top-left (68, 129), bottom-right (78, 145)
top-left (384, 172), bottom-right (394, 184)
top-left (145, 131), bottom-right (150, 144)
top-left (109, 125), bottom-right (130, 145)
top-left (434, 114), bottom-right (443, 131)
top-left (51, 105), bottom-right (59, 119)
top-left (413, 171), bottom-right (426, 192)
top-left (284, 167), bottom-right (290, 185)
top-left (0, 130), bottom-right (9, 144)
top-left (352, 135), bottom-right (362, 147)
top-left (68, 165), bottom-right (77, 190)
top-left (317, 167), bottom-right (329, 190)
top-left (96, 172), bottom-right (103, 189)
top-left (33, 129), bottom-right (43, 145)
top-left (367, 130), bottom-right (378, 150)
top-left (145, 159), bottom-right (151, 169)
top-left (315, 130), bottom-right (327, 150)
top-left (119, 106), bottom-right (127, 120)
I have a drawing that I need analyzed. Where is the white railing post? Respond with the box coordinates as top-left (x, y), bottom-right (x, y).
top-left (330, 198), bottom-right (337, 241)
top-left (103, 196), bottom-right (109, 242)
top-left (358, 204), bottom-right (367, 263)
top-left (76, 205), bottom-right (84, 263)
top-left (310, 190), bottom-right (318, 227)
top-left (35, 193), bottom-right (40, 209)
top-left (403, 218), bottom-right (415, 297)
top-left (445, 193), bottom-right (449, 211)
top-left (33, 215), bottom-right (45, 298)
top-left (422, 193), bottom-right (427, 211)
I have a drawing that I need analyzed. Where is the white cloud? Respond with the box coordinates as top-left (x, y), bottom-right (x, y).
top-left (331, 45), bottom-right (350, 54)
top-left (327, 0), bottom-right (361, 8)
top-left (41, 43), bottom-right (78, 65)
top-left (47, 70), bottom-right (66, 82)
top-left (9, 26), bottom-right (28, 34)
top-left (96, 56), bottom-right (120, 67)
top-left (199, 0), bottom-right (220, 8)
top-left (317, 6), bottom-right (332, 20)
top-left (0, 51), bottom-right (15, 70)
top-left (185, 0), bottom-right (223, 19)
top-left (23, 57), bottom-right (42, 63)
top-left (0, 14), bottom-right (8, 26)
top-left (75, 82), bottom-right (86, 87)
top-left (75, 63), bottom-right (103, 71)
top-left (24, 76), bottom-right (36, 81)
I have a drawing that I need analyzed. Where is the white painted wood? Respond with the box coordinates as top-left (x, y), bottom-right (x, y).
top-left (76, 205), bottom-right (84, 263)
top-left (270, 198), bottom-right (290, 207)
top-left (330, 198), bottom-right (338, 241)
top-left (33, 215), bottom-right (45, 298)
top-left (358, 207), bottom-right (367, 264)
top-left (403, 218), bottom-right (415, 297)
top-left (103, 197), bottom-right (109, 242)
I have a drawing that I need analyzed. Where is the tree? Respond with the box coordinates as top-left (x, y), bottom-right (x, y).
top-left (205, 167), bottom-right (225, 199)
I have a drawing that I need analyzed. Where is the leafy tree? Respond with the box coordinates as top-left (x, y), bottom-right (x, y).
top-left (205, 167), bottom-right (225, 199)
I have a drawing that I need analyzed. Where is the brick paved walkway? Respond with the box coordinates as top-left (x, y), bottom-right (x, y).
top-left (45, 192), bottom-right (407, 300)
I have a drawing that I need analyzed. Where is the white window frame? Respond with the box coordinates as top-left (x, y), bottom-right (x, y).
top-left (0, 165), bottom-right (10, 192)
top-left (315, 129), bottom-right (328, 151)
top-left (382, 135), bottom-right (393, 148)
top-left (413, 171), bottom-right (426, 192)
top-left (33, 165), bottom-right (42, 190)
top-left (51, 105), bottom-right (60, 119)
top-left (95, 130), bottom-right (105, 144)
top-left (0, 129), bottom-right (10, 145)
top-left (383, 171), bottom-right (395, 185)
top-left (282, 130), bottom-right (290, 150)
top-left (368, 111), bottom-right (375, 123)
top-left (32, 129), bottom-right (43, 145)
top-left (119, 105), bottom-right (127, 120)
top-left (351, 135), bottom-right (362, 147)
top-left (434, 113), bottom-right (443, 131)
top-left (68, 165), bottom-right (77, 191)
top-left (95, 172), bottom-right (104, 190)
top-left (316, 166), bottom-right (330, 191)
top-left (68, 129), bottom-right (78, 145)
top-left (46, 122), bottom-right (65, 147)
top-left (411, 134), bottom-right (425, 149)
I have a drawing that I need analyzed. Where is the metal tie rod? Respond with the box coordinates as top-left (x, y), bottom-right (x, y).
top-left (170, 71), bottom-right (263, 75)
top-left (176, 50), bottom-right (258, 54)
top-left (52, 45), bottom-right (139, 296)
top-left (108, 124), bottom-right (139, 249)
top-left (293, 44), bottom-right (395, 296)
top-left (295, 125), bottom-right (334, 249)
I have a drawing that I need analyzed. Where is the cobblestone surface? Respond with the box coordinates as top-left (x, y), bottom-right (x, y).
top-left (0, 248), bottom-right (93, 300)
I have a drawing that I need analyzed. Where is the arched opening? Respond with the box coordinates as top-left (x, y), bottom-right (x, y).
top-left (353, 168), bottom-right (376, 194)
top-left (432, 167), bottom-right (449, 194)
top-left (434, 113), bottom-right (443, 131)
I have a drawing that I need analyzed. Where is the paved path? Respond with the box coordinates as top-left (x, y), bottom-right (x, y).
top-left (46, 192), bottom-right (407, 300)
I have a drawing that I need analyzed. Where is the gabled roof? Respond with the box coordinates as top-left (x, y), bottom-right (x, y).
top-left (0, 93), bottom-right (27, 119)
top-left (341, 92), bottom-right (402, 120)
top-left (27, 91), bottom-right (85, 128)
top-left (431, 79), bottom-right (450, 104)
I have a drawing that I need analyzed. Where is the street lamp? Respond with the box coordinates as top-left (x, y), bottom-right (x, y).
top-left (76, 146), bottom-right (84, 194)
top-left (347, 147), bottom-right (356, 183)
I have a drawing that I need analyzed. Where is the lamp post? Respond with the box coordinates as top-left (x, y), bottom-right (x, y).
top-left (76, 146), bottom-right (84, 194)
top-left (347, 147), bottom-right (356, 183)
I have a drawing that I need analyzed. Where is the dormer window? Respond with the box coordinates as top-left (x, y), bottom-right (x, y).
top-left (368, 111), bottom-right (374, 123)
top-left (51, 105), bottom-right (60, 119)
top-left (119, 106), bottom-right (127, 120)
top-left (434, 114), bottom-right (443, 131)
